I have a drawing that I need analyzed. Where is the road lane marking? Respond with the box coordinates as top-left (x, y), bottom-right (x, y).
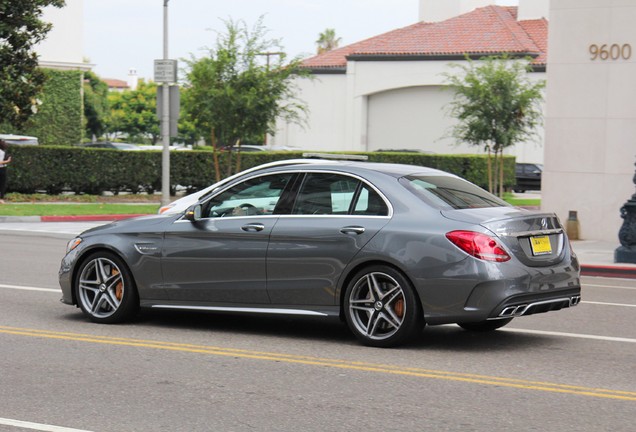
top-left (0, 417), bottom-right (93, 432)
top-left (0, 284), bottom-right (59, 293)
top-left (5, 284), bottom-right (636, 309)
top-left (504, 328), bottom-right (636, 344)
top-left (582, 300), bottom-right (636, 308)
top-left (0, 326), bottom-right (635, 402)
top-left (584, 283), bottom-right (636, 290)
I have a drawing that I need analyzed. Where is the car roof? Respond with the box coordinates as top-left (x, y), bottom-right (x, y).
top-left (264, 160), bottom-right (451, 178)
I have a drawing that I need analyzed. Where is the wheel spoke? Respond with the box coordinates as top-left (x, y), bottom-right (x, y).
top-left (91, 292), bottom-right (107, 313)
top-left (367, 273), bottom-right (383, 301)
top-left (96, 259), bottom-right (110, 284)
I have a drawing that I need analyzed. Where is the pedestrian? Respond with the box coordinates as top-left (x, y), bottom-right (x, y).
top-left (0, 139), bottom-right (12, 204)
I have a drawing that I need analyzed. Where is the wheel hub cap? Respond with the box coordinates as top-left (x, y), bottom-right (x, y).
top-left (374, 301), bottom-right (383, 311)
top-left (99, 284), bottom-right (107, 293)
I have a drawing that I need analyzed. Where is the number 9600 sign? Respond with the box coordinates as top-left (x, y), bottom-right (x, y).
top-left (589, 44), bottom-right (632, 61)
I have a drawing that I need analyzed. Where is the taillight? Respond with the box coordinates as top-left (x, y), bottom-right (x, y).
top-left (446, 231), bottom-right (511, 262)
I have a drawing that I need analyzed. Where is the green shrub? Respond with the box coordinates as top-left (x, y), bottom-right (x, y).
top-left (20, 69), bottom-right (84, 145)
top-left (5, 146), bottom-right (515, 195)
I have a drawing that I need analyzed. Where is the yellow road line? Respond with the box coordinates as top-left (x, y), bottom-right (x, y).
top-left (1, 325), bottom-right (635, 402)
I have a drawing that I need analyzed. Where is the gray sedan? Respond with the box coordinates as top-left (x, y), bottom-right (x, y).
top-left (59, 160), bottom-right (581, 347)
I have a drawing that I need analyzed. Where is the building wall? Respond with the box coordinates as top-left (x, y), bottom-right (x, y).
top-left (35, 0), bottom-right (88, 70)
top-left (270, 74), bottom-right (348, 151)
top-left (542, 0), bottom-right (635, 242)
top-left (275, 59), bottom-right (546, 162)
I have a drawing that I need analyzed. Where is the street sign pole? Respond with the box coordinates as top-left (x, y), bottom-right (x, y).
top-left (161, 0), bottom-right (170, 207)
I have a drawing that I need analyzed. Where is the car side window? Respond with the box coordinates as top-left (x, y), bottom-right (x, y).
top-left (205, 173), bottom-right (294, 218)
top-left (353, 185), bottom-right (389, 216)
top-left (292, 173), bottom-right (388, 216)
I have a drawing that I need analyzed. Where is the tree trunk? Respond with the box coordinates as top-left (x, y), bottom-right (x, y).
top-left (235, 138), bottom-right (242, 174)
top-left (211, 129), bottom-right (221, 183)
top-left (499, 153), bottom-right (504, 197)
top-left (487, 146), bottom-right (493, 194)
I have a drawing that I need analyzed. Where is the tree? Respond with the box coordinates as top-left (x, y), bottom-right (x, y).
top-left (184, 16), bottom-right (309, 180)
top-left (316, 28), bottom-right (341, 54)
top-left (0, 0), bottom-right (65, 129)
top-left (106, 80), bottom-right (160, 143)
top-left (445, 56), bottom-right (545, 196)
top-left (83, 71), bottom-right (109, 140)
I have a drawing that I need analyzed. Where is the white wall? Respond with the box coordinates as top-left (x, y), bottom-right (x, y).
top-left (35, 0), bottom-right (87, 70)
top-left (368, 86), bottom-right (469, 153)
top-left (276, 58), bottom-right (546, 162)
top-left (271, 74), bottom-right (348, 152)
top-left (543, 0), bottom-right (636, 242)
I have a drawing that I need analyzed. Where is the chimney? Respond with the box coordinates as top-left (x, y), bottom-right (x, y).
top-left (419, 0), bottom-right (492, 22)
top-left (518, 0), bottom-right (549, 20)
top-left (127, 68), bottom-right (138, 91)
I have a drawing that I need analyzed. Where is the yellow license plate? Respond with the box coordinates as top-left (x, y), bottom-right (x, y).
top-left (530, 236), bottom-right (552, 256)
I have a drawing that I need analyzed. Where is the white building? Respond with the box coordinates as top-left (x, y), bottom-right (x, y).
top-left (35, 0), bottom-right (90, 72)
top-left (542, 0), bottom-right (636, 243)
top-left (273, 0), bottom-right (549, 164)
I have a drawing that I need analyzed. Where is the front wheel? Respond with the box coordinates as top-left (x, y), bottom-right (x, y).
top-left (344, 265), bottom-right (422, 348)
top-left (75, 251), bottom-right (139, 324)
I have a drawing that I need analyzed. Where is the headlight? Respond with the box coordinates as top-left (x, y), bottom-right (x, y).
top-left (66, 237), bottom-right (82, 253)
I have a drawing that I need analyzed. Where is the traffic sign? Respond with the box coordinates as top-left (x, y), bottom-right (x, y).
top-left (154, 59), bottom-right (178, 83)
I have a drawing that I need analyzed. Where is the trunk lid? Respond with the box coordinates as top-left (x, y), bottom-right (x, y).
top-left (441, 207), bottom-right (566, 267)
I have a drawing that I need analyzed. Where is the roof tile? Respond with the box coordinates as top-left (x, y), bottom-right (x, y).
top-left (302, 6), bottom-right (547, 70)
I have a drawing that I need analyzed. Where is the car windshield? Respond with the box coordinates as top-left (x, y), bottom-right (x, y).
top-left (400, 175), bottom-right (509, 210)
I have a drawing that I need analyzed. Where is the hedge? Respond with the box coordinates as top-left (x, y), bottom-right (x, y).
top-left (18, 69), bottom-right (84, 146)
top-left (5, 146), bottom-right (515, 195)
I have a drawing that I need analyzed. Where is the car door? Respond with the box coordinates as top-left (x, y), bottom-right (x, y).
top-left (161, 172), bottom-right (296, 304)
top-left (267, 172), bottom-right (391, 306)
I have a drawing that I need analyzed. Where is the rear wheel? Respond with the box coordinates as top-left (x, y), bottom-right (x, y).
top-left (344, 265), bottom-right (422, 348)
top-left (75, 252), bottom-right (139, 323)
top-left (458, 318), bottom-right (513, 332)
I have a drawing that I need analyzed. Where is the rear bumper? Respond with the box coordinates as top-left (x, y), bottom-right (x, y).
top-left (417, 255), bottom-right (581, 325)
top-left (486, 288), bottom-right (581, 320)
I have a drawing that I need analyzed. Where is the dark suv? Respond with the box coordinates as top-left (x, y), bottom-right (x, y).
top-left (515, 163), bottom-right (542, 192)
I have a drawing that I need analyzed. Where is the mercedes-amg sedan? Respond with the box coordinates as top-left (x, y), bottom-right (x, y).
top-left (59, 160), bottom-right (581, 347)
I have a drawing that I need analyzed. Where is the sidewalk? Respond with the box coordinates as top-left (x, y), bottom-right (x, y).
top-left (571, 240), bottom-right (636, 279)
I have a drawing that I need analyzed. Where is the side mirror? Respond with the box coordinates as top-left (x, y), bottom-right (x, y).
top-left (184, 204), bottom-right (202, 222)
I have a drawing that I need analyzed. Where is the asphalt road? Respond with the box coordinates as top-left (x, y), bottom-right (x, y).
top-left (0, 225), bottom-right (634, 432)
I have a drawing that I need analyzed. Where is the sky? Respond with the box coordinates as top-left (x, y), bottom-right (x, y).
top-left (84, 0), bottom-right (518, 81)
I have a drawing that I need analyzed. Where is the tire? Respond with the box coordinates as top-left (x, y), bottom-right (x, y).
top-left (343, 265), bottom-right (422, 348)
top-left (75, 251), bottom-right (139, 324)
top-left (458, 318), bottom-right (513, 332)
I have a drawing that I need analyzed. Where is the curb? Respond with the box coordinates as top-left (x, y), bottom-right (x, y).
top-left (40, 214), bottom-right (147, 222)
top-left (0, 214), bottom-right (147, 223)
top-left (580, 264), bottom-right (636, 279)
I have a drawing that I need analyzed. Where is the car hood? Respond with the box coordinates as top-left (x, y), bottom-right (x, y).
top-left (80, 214), bottom-right (177, 237)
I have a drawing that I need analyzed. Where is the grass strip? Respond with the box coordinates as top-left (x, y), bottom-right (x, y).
top-left (0, 203), bottom-right (159, 216)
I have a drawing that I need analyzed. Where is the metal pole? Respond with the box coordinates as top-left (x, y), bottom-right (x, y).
top-left (161, 0), bottom-right (171, 206)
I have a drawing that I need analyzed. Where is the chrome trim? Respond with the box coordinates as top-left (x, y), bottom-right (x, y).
top-left (179, 168), bottom-right (394, 221)
top-left (151, 305), bottom-right (328, 317)
top-left (503, 228), bottom-right (564, 238)
top-left (491, 295), bottom-right (581, 319)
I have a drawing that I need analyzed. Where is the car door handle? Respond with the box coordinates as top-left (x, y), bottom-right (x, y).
top-left (340, 226), bottom-right (365, 235)
top-left (241, 223), bottom-right (265, 232)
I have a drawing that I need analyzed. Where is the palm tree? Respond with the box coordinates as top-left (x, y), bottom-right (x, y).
top-left (316, 28), bottom-right (342, 54)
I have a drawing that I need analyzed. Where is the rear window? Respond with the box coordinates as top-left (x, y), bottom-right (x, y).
top-left (399, 175), bottom-right (509, 210)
